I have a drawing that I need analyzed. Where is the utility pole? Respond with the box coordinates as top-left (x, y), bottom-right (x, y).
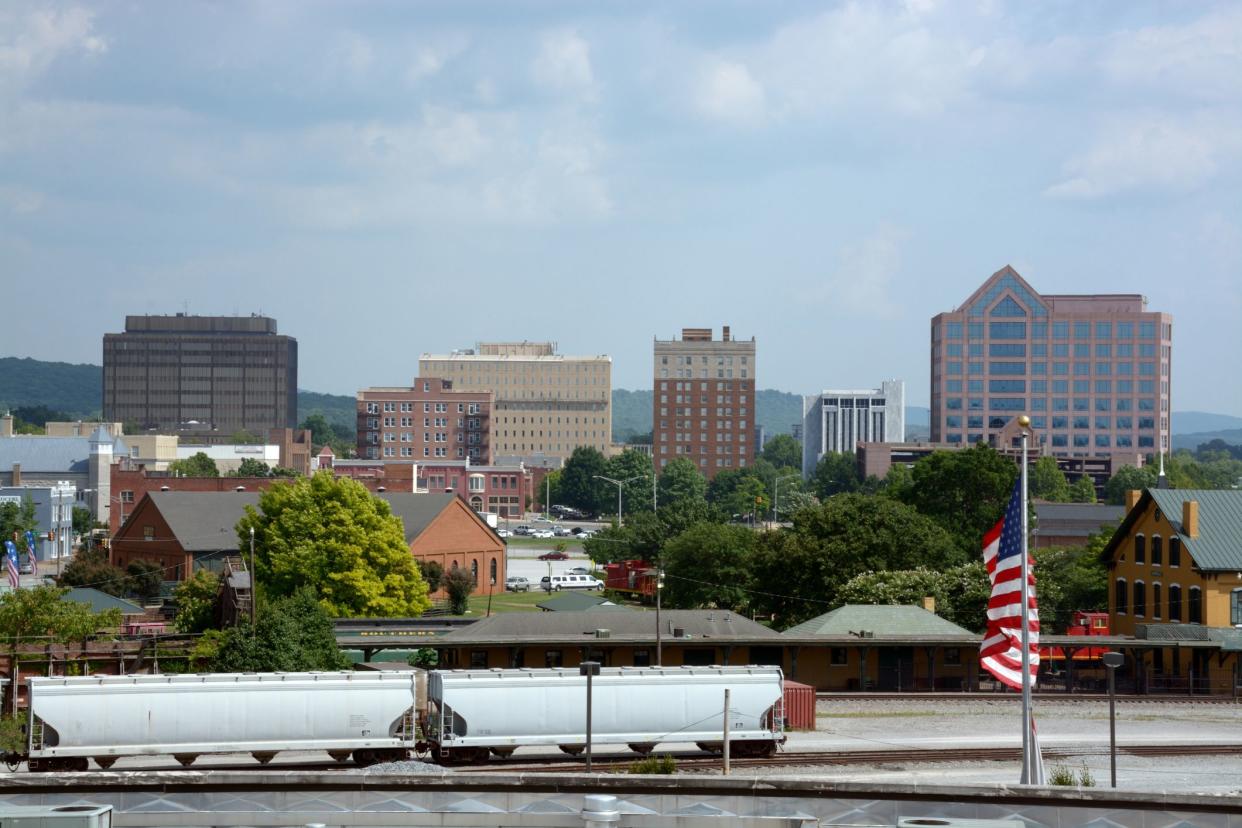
top-left (249, 526), bottom-right (257, 626)
top-left (655, 565), bottom-right (664, 666)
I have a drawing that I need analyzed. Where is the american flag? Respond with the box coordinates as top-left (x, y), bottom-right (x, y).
top-left (4, 539), bottom-right (19, 590)
top-left (980, 479), bottom-right (1039, 690)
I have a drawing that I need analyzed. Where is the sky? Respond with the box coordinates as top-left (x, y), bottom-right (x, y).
top-left (1, 1), bottom-right (1240, 412)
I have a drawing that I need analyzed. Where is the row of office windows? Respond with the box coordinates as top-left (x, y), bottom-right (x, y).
top-left (945, 343), bottom-right (1163, 358)
top-left (945, 432), bottom-right (1153, 448)
top-left (944, 395), bottom-right (1160, 411)
top-left (942, 320), bottom-right (1165, 341)
top-left (945, 415), bottom-right (1156, 430)
top-left (944, 361), bottom-right (1160, 377)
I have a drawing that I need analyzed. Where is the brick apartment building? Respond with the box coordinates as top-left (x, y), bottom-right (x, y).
top-left (931, 267), bottom-right (1172, 458)
top-left (356, 379), bottom-right (493, 464)
top-left (652, 326), bottom-right (756, 478)
top-left (103, 314), bottom-right (297, 435)
top-left (419, 342), bottom-right (611, 461)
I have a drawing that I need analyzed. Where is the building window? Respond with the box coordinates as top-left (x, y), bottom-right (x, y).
top-left (1151, 535), bottom-right (1162, 566)
top-left (1232, 589), bottom-right (1242, 626)
top-left (1115, 578), bottom-right (1127, 614)
top-left (943, 648), bottom-right (961, 666)
top-left (1134, 534), bottom-right (1145, 565)
top-left (1169, 537), bottom-right (1181, 567)
top-left (1133, 581), bottom-right (1145, 617)
top-left (545, 650), bottom-right (564, 668)
top-left (1188, 587), bottom-right (1202, 624)
top-left (830, 647), bottom-right (848, 666)
top-left (1168, 584), bottom-right (1182, 622)
top-left (489, 558), bottom-right (497, 586)
top-left (1152, 583), bottom-right (1162, 619)
top-left (469, 650), bottom-right (488, 669)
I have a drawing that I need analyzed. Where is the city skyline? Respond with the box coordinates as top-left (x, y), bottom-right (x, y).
top-left (1, 2), bottom-right (1240, 413)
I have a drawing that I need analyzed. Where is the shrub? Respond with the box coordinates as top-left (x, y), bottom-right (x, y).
top-left (628, 754), bottom-right (676, 774)
top-left (408, 648), bottom-right (439, 669)
top-left (1048, 764), bottom-right (1076, 786)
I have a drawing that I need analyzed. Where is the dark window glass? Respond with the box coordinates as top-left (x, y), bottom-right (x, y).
top-left (1152, 535), bottom-right (1163, 566)
top-left (1232, 590), bottom-right (1242, 627)
top-left (545, 649), bottom-right (564, 667)
top-left (682, 648), bottom-right (715, 666)
top-left (1134, 534), bottom-right (1146, 564)
top-left (1168, 585), bottom-right (1182, 622)
top-left (830, 647), bottom-right (848, 666)
top-left (1189, 588), bottom-right (1202, 624)
top-left (1152, 583), bottom-right (1162, 619)
top-left (1133, 582), bottom-right (1146, 617)
top-left (1115, 579), bottom-right (1127, 614)
top-left (470, 650), bottom-right (488, 669)
top-left (1169, 537), bottom-right (1181, 567)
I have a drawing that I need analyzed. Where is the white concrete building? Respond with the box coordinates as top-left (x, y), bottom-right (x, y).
top-left (802, 381), bottom-right (905, 477)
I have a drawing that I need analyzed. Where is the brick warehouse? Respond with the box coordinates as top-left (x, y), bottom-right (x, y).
top-left (356, 379), bottom-right (492, 464)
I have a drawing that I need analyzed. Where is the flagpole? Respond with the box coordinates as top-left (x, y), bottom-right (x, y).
top-left (1017, 414), bottom-right (1033, 783)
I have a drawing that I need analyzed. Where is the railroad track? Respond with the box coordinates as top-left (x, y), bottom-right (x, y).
top-left (819, 692), bottom-right (1240, 705)
top-left (468, 743), bottom-right (1242, 773)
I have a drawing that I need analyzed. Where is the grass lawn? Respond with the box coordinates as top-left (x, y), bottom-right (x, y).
top-left (504, 536), bottom-right (586, 551)
top-left (466, 589), bottom-right (550, 614)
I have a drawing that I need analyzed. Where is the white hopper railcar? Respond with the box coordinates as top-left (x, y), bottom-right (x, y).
top-left (421, 665), bottom-right (785, 764)
top-left (25, 671), bottom-right (420, 771)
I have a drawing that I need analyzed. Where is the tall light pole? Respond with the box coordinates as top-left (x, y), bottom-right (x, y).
top-left (772, 473), bottom-right (800, 526)
top-left (1103, 651), bottom-right (1124, 788)
top-left (594, 475), bottom-right (641, 527)
top-left (248, 526), bottom-right (257, 625)
top-left (654, 565), bottom-right (664, 666)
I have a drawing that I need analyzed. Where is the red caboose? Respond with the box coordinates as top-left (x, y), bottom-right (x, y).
top-left (603, 559), bottom-right (657, 599)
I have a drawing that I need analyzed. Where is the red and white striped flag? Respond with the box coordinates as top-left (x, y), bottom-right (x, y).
top-left (980, 479), bottom-right (1040, 690)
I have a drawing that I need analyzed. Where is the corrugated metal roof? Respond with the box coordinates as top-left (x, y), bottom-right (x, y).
top-left (1034, 502), bottom-right (1125, 537)
top-left (437, 609), bottom-right (780, 643)
top-left (0, 437), bottom-right (90, 474)
top-left (781, 604), bottom-right (976, 638)
top-left (142, 491), bottom-right (261, 551)
top-left (375, 493), bottom-right (459, 543)
top-left (63, 587), bottom-right (145, 616)
top-left (1148, 488), bottom-right (1242, 571)
top-left (536, 592), bottom-right (631, 612)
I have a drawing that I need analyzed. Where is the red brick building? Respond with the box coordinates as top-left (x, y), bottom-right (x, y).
top-left (652, 326), bottom-right (756, 479)
top-left (108, 467), bottom-right (282, 534)
top-left (357, 379), bottom-right (493, 464)
top-left (379, 493), bottom-right (506, 596)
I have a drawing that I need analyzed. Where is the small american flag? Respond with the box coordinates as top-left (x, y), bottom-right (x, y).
top-left (4, 539), bottom-right (19, 590)
top-left (980, 479), bottom-right (1040, 690)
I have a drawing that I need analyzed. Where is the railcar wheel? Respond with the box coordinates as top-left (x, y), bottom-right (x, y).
top-left (489, 747), bottom-right (516, 758)
top-left (695, 741), bottom-right (723, 755)
top-left (71, 757), bottom-right (89, 772)
top-left (251, 752), bottom-right (276, 765)
top-left (627, 743), bottom-right (656, 756)
top-left (352, 749), bottom-right (378, 766)
top-left (732, 740), bottom-right (776, 758)
top-left (328, 751), bottom-right (352, 763)
top-left (173, 754), bottom-right (197, 767)
top-left (558, 744), bottom-right (585, 756)
top-left (93, 756), bottom-right (117, 770)
top-left (375, 749), bottom-right (408, 763)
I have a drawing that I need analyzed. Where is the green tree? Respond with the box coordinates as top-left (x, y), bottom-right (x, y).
top-left (57, 548), bottom-right (130, 596)
top-left (299, 413), bottom-right (335, 448)
top-left (168, 451), bottom-right (219, 478)
top-left (443, 567), bottom-right (474, 615)
top-left (1030, 456), bottom-right (1071, 502)
top-left (71, 506), bottom-right (94, 539)
top-left (210, 587), bottom-right (349, 672)
top-left (236, 471), bottom-right (430, 617)
top-left (0, 585), bottom-right (123, 651)
top-left (751, 493), bottom-right (966, 628)
top-left (173, 570), bottom-right (221, 634)
top-left (1068, 475), bottom-right (1098, 503)
top-left (603, 449), bottom-right (655, 516)
top-left (1102, 465), bottom-right (1157, 505)
top-left (583, 510), bottom-right (666, 565)
top-left (880, 463), bottom-right (914, 501)
top-left (810, 452), bottom-right (860, 499)
top-left (558, 446), bottom-right (610, 515)
top-left (418, 560), bottom-right (444, 593)
top-left (126, 560), bottom-right (163, 604)
top-left (661, 523), bottom-right (755, 610)
top-left (658, 458), bottom-right (708, 512)
top-left (906, 444), bottom-right (1018, 551)
top-left (836, 563), bottom-right (991, 633)
top-left (232, 457), bottom-right (272, 477)
top-left (0, 496), bottom-right (39, 560)
top-left (1033, 545), bottom-right (1109, 633)
top-left (761, 434), bottom-right (802, 471)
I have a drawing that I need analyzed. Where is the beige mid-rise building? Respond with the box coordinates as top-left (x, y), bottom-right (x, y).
top-left (419, 343), bottom-right (611, 460)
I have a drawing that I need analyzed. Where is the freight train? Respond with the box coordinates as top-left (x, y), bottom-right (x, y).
top-left (2, 666), bottom-right (785, 771)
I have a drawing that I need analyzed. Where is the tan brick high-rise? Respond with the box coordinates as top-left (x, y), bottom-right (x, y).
top-left (653, 326), bottom-right (756, 479)
top-left (419, 343), bottom-right (610, 461)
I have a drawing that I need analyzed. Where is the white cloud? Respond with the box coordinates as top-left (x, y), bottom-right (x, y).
top-left (1103, 8), bottom-right (1242, 102)
top-left (406, 37), bottom-right (467, 85)
top-left (1045, 112), bottom-right (1242, 200)
top-left (811, 225), bottom-right (906, 318)
top-left (0, 6), bottom-right (106, 89)
top-left (693, 59), bottom-right (765, 127)
top-left (532, 29), bottom-right (596, 102)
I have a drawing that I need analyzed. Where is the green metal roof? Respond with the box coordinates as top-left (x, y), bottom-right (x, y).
top-left (781, 604), bottom-right (976, 638)
top-left (1147, 488), bottom-right (1242, 571)
top-left (536, 592), bottom-right (632, 612)
top-left (62, 587), bottom-right (145, 616)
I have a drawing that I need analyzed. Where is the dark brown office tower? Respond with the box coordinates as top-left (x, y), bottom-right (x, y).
top-left (103, 314), bottom-right (298, 435)
top-left (652, 326), bottom-right (756, 479)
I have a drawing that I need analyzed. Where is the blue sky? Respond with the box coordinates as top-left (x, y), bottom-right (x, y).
top-left (1, 1), bottom-right (1240, 412)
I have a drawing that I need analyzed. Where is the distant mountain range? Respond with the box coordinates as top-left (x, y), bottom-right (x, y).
top-left (2, 357), bottom-right (1239, 449)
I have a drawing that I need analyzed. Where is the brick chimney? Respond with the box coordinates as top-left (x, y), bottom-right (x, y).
top-left (0, 414), bottom-right (12, 438)
top-left (1183, 500), bottom-right (1199, 539)
top-left (1125, 489), bottom-right (1142, 511)
top-left (921, 596), bottom-right (936, 614)
top-left (722, 325), bottom-right (731, 342)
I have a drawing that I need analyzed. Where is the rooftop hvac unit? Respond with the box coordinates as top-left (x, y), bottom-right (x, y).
top-left (898, 819), bottom-right (1024, 828)
top-left (0, 805), bottom-right (114, 828)
top-left (594, 629), bottom-right (610, 639)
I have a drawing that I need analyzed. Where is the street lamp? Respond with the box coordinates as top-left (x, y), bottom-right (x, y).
top-left (654, 564), bottom-right (665, 666)
top-left (579, 660), bottom-right (601, 772)
top-left (593, 475), bottom-right (642, 527)
top-left (1103, 651), bottom-right (1124, 788)
top-left (772, 473), bottom-right (800, 526)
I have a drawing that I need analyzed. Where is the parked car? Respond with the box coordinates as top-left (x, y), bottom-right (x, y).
top-left (504, 576), bottom-right (530, 592)
top-left (569, 566), bottom-right (591, 576)
top-left (514, 525), bottom-right (533, 536)
top-left (533, 516), bottom-right (552, 523)
top-left (540, 574), bottom-right (604, 592)
top-left (532, 529), bottom-right (555, 539)
top-left (574, 529), bottom-right (595, 539)
top-left (496, 528), bottom-right (512, 538)
top-left (538, 550), bottom-right (569, 561)
top-left (553, 526), bottom-right (574, 537)
top-left (19, 558), bottom-right (34, 575)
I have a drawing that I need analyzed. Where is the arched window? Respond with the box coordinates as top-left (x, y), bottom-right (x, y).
top-left (489, 558), bottom-right (497, 586)
top-left (1133, 581), bottom-right (1146, 617)
top-left (451, 560), bottom-right (459, 571)
top-left (1188, 587), bottom-right (1202, 624)
top-left (471, 559), bottom-right (479, 583)
top-left (1169, 537), bottom-right (1181, 568)
top-left (1115, 578), bottom-right (1128, 614)
top-left (1151, 535), bottom-right (1163, 566)
top-left (1134, 534), bottom-right (1146, 565)
top-left (1152, 583), bottom-right (1162, 619)
top-left (1168, 585), bottom-right (1182, 622)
